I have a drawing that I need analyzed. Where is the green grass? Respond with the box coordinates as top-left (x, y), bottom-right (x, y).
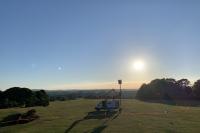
top-left (0, 99), bottom-right (200, 133)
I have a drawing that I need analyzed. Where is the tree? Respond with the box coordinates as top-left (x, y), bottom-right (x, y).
top-left (177, 79), bottom-right (190, 88)
top-left (0, 90), bottom-right (4, 108)
top-left (4, 87), bottom-right (33, 107)
top-left (166, 78), bottom-right (176, 84)
top-left (0, 87), bottom-right (49, 109)
top-left (35, 90), bottom-right (49, 106)
top-left (193, 80), bottom-right (200, 99)
top-left (136, 78), bottom-right (193, 104)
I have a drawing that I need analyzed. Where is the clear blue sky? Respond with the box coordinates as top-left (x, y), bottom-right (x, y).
top-left (1, 0), bottom-right (200, 90)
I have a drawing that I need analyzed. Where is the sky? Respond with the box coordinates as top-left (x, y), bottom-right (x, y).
top-left (1, 0), bottom-right (200, 90)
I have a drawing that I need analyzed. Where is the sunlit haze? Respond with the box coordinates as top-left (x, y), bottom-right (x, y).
top-left (1, 0), bottom-right (200, 90)
top-left (133, 59), bottom-right (145, 72)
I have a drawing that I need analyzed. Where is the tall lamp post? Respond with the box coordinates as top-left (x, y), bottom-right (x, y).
top-left (118, 80), bottom-right (122, 107)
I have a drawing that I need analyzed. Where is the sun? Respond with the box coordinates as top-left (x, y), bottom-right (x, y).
top-left (133, 59), bottom-right (145, 72)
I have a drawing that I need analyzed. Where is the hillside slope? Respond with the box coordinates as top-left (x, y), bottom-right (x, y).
top-left (0, 99), bottom-right (200, 133)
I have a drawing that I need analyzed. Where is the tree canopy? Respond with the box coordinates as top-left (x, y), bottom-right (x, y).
top-left (0, 87), bottom-right (49, 109)
top-left (193, 80), bottom-right (200, 100)
top-left (136, 78), bottom-right (200, 105)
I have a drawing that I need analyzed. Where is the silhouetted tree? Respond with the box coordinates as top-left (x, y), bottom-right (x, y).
top-left (166, 78), bottom-right (176, 84)
top-left (0, 91), bottom-right (4, 107)
top-left (35, 90), bottom-right (49, 106)
top-left (3, 87), bottom-right (33, 107)
top-left (177, 79), bottom-right (190, 87)
top-left (193, 80), bottom-right (200, 99)
top-left (0, 87), bottom-right (49, 109)
top-left (136, 78), bottom-right (193, 105)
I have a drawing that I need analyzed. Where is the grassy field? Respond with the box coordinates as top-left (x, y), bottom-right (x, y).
top-left (0, 99), bottom-right (200, 133)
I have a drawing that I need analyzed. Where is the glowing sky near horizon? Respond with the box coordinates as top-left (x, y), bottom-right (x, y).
top-left (1, 0), bottom-right (200, 90)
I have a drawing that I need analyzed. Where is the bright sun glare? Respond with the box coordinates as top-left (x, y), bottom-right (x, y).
top-left (133, 59), bottom-right (145, 72)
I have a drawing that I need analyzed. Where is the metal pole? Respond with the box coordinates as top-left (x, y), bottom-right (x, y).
top-left (120, 83), bottom-right (122, 107)
top-left (118, 80), bottom-right (122, 108)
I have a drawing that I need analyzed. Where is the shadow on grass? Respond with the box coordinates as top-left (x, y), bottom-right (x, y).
top-left (65, 110), bottom-right (120, 133)
top-left (91, 125), bottom-right (107, 133)
top-left (65, 119), bottom-right (85, 133)
top-left (85, 110), bottom-right (118, 120)
top-left (0, 109), bottom-right (39, 127)
top-left (111, 108), bottom-right (121, 121)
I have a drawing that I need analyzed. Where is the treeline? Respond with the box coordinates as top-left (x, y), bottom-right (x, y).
top-left (47, 89), bottom-right (137, 101)
top-left (0, 87), bottom-right (49, 109)
top-left (136, 78), bottom-right (200, 105)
